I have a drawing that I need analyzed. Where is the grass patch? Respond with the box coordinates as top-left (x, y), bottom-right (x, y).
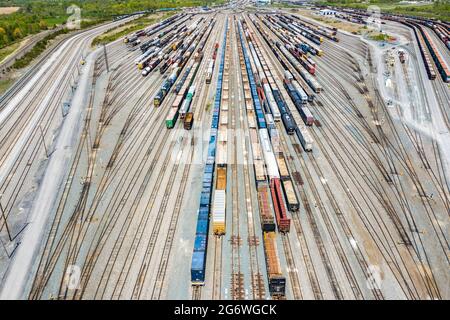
top-left (0, 77), bottom-right (15, 95)
top-left (368, 32), bottom-right (393, 41)
top-left (43, 17), bottom-right (69, 27)
top-left (0, 41), bottom-right (20, 63)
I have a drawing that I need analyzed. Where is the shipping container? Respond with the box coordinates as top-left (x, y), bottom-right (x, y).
top-left (212, 190), bottom-right (226, 235)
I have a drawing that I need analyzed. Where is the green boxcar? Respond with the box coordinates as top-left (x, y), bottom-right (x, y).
top-left (166, 108), bottom-right (178, 129)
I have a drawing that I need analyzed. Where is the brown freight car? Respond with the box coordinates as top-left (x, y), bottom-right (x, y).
top-left (263, 232), bottom-right (286, 298)
top-left (257, 185), bottom-right (275, 232)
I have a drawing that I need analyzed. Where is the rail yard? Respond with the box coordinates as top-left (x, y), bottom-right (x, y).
top-left (0, 1), bottom-right (448, 300)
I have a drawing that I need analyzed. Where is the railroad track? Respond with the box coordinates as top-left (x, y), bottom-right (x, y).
top-left (192, 286), bottom-right (202, 300)
top-left (0, 25), bottom-right (130, 245)
top-left (28, 43), bottom-right (184, 298)
top-left (229, 21), bottom-right (245, 301)
top-left (310, 45), bottom-right (443, 298)
top-left (312, 73), bottom-right (420, 299)
top-left (235, 29), bottom-right (266, 300)
top-left (212, 236), bottom-right (223, 300)
top-left (244, 15), bottom-right (339, 299)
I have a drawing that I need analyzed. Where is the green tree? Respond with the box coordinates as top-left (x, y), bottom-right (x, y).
top-left (39, 20), bottom-right (48, 30)
top-left (13, 28), bottom-right (23, 40)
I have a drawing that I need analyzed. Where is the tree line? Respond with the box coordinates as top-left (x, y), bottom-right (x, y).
top-left (0, 0), bottom-right (223, 49)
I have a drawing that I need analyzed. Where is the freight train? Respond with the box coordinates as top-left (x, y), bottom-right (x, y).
top-left (191, 20), bottom-right (228, 286)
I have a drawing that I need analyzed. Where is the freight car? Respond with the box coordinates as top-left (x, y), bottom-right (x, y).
top-left (282, 179), bottom-right (299, 211)
top-left (270, 178), bottom-right (290, 232)
top-left (259, 129), bottom-right (279, 180)
top-left (296, 126), bottom-right (313, 152)
top-left (184, 112), bottom-right (194, 130)
top-left (263, 84), bottom-right (281, 121)
top-left (257, 185), bottom-right (276, 232)
top-left (206, 59), bottom-right (214, 84)
top-left (263, 232), bottom-right (286, 297)
top-left (180, 85), bottom-right (196, 118)
top-left (212, 189), bottom-right (226, 235)
top-left (276, 153), bottom-right (290, 181)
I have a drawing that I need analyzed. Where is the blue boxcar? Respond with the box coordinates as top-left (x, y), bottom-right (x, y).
top-left (191, 251), bottom-right (206, 284)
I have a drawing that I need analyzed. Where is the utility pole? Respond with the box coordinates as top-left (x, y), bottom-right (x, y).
top-left (103, 44), bottom-right (110, 73)
top-left (0, 198), bottom-right (12, 242)
top-left (39, 125), bottom-right (49, 158)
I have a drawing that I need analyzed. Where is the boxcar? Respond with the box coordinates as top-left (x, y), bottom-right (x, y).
top-left (184, 112), bottom-right (194, 130)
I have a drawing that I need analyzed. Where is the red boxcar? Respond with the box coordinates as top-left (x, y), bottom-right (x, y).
top-left (270, 178), bottom-right (290, 233)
